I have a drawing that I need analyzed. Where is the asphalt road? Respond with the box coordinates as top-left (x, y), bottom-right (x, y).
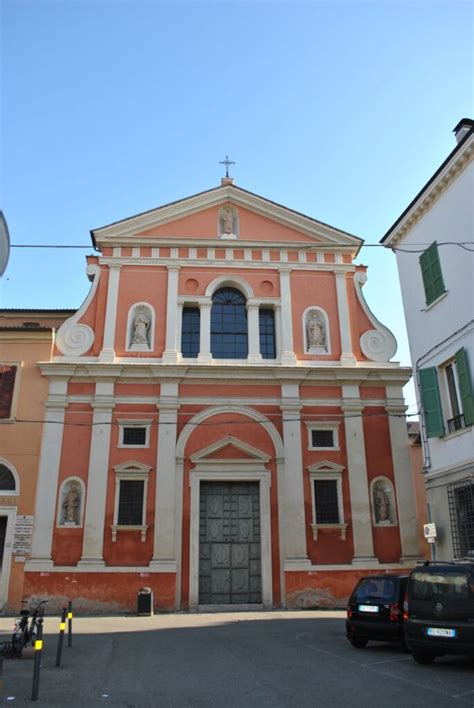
top-left (0, 611), bottom-right (473, 707)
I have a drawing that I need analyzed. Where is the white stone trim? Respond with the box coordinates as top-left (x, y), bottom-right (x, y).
top-left (205, 274), bottom-right (254, 299)
top-left (125, 302), bottom-right (155, 352)
top-left (306, 423), bottom-right (340, 450)
top-left (117, 419), bottom-right (152, 448)
top-left (0, 507), bottom-right (16, 610)
top-left (334, 269), bottom-right (355, 364)
top-left (79, 386), bottom-right (114, 565)
top-left (308, 461), bottom-right (346, 540)
top-left (279, 269), bottom-right (296, 365)
top-left (190, 435), bottom-right (271, 464)
top-left (188, 466), bottom-right (273, 611)
top-left (0, 458), bottom-right (20, 495)
top-left (354, 272), bottom-right (397, 362)
top-left (150, 385), bottom-right (179, 572)
top-left (56, 476), bottom-right (86, 528)
top-left (247, 301), bottom-right (262, 362)
top-left (162, 266), bottom-right (180, 363)
top-left (99, 264), bottom-right (121, 362)
top-left (56, 263), bottom-right (100, 357)
top-left (112, 461), bottom-right (151, 542)
top-left (29, 387), bottom-right (68, 567)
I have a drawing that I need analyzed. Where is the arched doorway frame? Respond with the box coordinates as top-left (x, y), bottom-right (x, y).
top-left (175, 405), bottom-right (285, 610)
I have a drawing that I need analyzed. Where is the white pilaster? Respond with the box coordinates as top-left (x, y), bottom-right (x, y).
top-left (29, 381), bottom-right (69, 568)
top-left (342, 385), bottom-right (377, 564)
top-left (281, 384), bottom-right (311, 568)
top-left (247, 300), bottom-right (262, 363)
top-left (386, 386), bottom-right (422, 562)
top-left (279, 267), bottom-right (297, 365)
top-left (197, 301), bottom-right (212, 363)
top-left (334, 269), bottom-right (356, 364)
top-left (150, 382), bottom-right (179, 572)
top-left (99, 264), bottom-right (121, 362)
top-left (162, 265), bottom-right (180, 363)
top-left (79, 382), bottom-right (115, 566)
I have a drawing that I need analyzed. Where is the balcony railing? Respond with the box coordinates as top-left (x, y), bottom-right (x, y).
top-left (447, 414), bottom-right (465, 434)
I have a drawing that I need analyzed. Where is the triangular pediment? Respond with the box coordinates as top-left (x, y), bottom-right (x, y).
top-left (307, 460), bottom-right (345, 474)
top-left (91, 183), bottom-right (362, 252)
top-left (190, 436), bottom-right (270, 463)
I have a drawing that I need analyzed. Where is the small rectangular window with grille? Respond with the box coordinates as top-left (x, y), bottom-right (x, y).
top-left (117, 480), bottom-right (145, 525)
top-left (448, 478), bottom-right (474, 558)
top-left (311, 429), bottom-right (335, 448)
top-left (314, 479), bottom-right (340, 524)
top-left (122, 427), bottom-right (147, 446)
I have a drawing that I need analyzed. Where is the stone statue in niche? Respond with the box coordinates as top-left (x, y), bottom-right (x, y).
top-left (373, 484), bottom-right (391, 525)
top-left (219, 205), bottom-right (238, 239)
top-left (62, 481), bottom-right (81, 525)
top-left (129, 307), bottom-right (152, 350)
top-left (306, 310), bottom-right (327, 352)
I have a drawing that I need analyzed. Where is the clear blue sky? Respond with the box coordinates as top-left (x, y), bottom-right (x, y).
top-left (1, 0), bottom-right (473, 411)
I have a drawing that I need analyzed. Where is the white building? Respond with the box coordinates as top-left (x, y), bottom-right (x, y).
top-left (381, 118), bottom-right (474, 560)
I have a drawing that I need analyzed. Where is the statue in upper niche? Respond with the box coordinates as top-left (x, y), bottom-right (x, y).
top-left (306, 310), bottom-right (327, 351)
top-left (131, 312), bottom-right (150, 346)
top-left (219, 205), bottom-right (238, 238)
top-left (62, 481), bottom-right (81, 524)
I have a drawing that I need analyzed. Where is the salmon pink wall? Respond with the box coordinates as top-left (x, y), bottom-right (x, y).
top-left (290, 271), bottom-right (341, 359)
top-left (137, 203), bottom-right (320, 244)
top-left (114, 266), bottom-right (168, 356)
top-left (178, 267), bottom-right (281, 298)
top-left (23, 572), bottom-right (176, 612)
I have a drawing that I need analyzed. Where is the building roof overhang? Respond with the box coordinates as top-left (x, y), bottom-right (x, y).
top-left (381, 124), bottom-right (474, 247)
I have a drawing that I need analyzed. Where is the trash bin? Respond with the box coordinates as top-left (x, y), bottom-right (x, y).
top-left (137, 587), bottom-right (153, 616)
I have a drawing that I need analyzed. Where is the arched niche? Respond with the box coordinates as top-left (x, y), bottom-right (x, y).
top-left (302, 306), bottom-right (330, 354)
top-left (126, 302), bottom-right (155, 352)
top-left (370, 476), bottom-right (398, 526)
top-left (57, 477), bottom-right (85, 527)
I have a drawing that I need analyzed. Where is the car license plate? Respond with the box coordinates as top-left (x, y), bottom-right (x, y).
top-left (426, 627), bottom-right (456, 638)
top-left (358, 605), bottom-right (379, 613)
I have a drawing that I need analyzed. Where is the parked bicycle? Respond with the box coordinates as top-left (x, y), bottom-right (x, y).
top-left (11, 599), bottom-right (48, 656)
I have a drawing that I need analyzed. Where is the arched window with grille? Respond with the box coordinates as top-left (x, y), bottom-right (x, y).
top-left (211, 287), bottom-right (248, 359)
top-left (0, 461), bottom-right (18, 495)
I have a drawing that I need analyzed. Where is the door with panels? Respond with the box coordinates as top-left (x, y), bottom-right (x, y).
top-left (199, 481), bottom-right (262, 604)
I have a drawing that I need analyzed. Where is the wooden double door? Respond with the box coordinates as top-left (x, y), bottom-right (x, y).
top-left (198, 482), bottom-right (262, 605)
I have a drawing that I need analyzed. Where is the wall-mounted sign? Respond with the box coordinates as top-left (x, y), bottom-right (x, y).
top-left (12, 515), bottom-right (34, 555)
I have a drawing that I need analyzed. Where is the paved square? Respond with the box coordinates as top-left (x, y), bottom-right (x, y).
top-left (1, 611), bottom-right (473, 707)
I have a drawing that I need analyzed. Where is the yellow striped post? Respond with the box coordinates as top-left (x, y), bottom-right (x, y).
top-left (67, 600), bottom-right (73, 647)
top-left (55, 608), bottom-right (67, 667)
top-left (31, 617), bottom-right (43, 701)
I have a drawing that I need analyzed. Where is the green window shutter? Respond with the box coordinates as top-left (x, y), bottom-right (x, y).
top-left (419, 243), bottom-right (445, 306)
top-left (419, 367), bottom-right (444, 437)
top-left (455, 348), bottom-right (474, 426)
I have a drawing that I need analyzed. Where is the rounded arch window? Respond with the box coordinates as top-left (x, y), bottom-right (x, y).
top-left (371, 477), bottom-right (397, 526)
top-left (0, 462), bottom-right (18, 494)
top-left (211, 287), bottom-right (248, 359)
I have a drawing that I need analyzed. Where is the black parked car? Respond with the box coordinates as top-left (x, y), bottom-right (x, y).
top-left (404, 561), bottom-right (474, 664)
top-left (346, 574), bottom-right (408, 649)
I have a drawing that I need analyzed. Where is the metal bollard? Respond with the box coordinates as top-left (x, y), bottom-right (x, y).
top-left (67, 600), bottom-right (73, 647)
top-left (56, 607), bottom-right (67, 667)
top-left (31, 617), bottom-right (43, 701)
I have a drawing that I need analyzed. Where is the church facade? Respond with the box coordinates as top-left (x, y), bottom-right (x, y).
top-left (24, 180), bottom-right (421, 611)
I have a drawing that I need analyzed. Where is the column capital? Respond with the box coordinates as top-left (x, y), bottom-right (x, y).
top-left (278, 265), bottom-right (293, 274)
top-left (108, 262), bottom-right (122, 271)
top-left (157, 399), bottom-right (180, 412)
top-left (44, 400), bottom-right (68, 412)
top-left (167, 264), bottom-right (181, 272)
top-left (341, 403), bottom-right (364, 414)
top-left (91, 400), bottom-right (116, 412)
